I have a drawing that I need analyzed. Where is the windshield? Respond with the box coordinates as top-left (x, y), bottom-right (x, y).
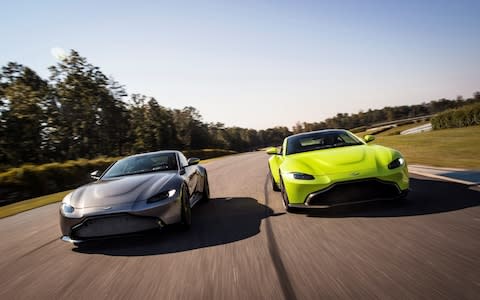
top-left (102, 152), bottom-right (178, 178)
top-left (286, 131), bottom-right (363, 155)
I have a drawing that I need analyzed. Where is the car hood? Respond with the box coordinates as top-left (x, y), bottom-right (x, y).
top-left (283, 144), bottom-right (397, 175)
top-left (69, 172), bottom-right (176, 209)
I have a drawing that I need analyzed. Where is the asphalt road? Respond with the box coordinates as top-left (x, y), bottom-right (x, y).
top-left (1, 152), bottom-right (479, 299)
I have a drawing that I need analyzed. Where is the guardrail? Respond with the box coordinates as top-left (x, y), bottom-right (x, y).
top-left (369, 115), bottom-right (433, 128)
top-left (400, 123), bottom-right (432, 135)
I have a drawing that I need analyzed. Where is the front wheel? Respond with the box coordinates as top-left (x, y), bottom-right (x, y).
top-left (179, 186), bottom-right (191, 230)
top-left (202, 172), bottom-right (210, 202)
top-left (279, 177), bottom-right (290, 211)
top-left (270, 169), bottom-right (280, 192)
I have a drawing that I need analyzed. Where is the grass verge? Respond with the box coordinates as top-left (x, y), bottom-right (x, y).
top-left (0, 190), bottom-right (72, 219)
top-left (373, 125), bottom-right (480, 169)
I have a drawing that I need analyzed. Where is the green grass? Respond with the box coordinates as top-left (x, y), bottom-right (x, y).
top-left (0, 190), bottom-right (72, 219)
top-left (373, 125), bottom-right (480, 169)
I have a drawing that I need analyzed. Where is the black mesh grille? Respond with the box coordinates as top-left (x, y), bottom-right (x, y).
top-left (72, 214), bottom-right (159, 239)
top-left (307, 179), bottom-right (400, 206)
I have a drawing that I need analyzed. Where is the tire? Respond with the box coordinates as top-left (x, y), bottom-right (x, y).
top-left (179, 186), bottom-right (191, 230)
top-left (202, 172), bottom-right (210, 202)
top-left (270, 168), bottom-right (281, 192)
top-left (279, 177), bottom-right (292, 212)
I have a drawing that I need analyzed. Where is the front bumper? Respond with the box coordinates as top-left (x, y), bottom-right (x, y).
top-left (287, 181), bottom-right (409, 208)
top-left (67, 213), bottom-right (163, 241)
top-left (282, 166), bottom-right (409, 207)
top-left (60, 195), bottom-right (181, 240)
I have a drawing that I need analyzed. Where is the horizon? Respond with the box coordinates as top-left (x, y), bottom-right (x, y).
top-left (1, 0), bottom-right (479, 130)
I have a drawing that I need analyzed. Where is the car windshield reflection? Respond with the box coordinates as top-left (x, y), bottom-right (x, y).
top-left (103, 153), bottom-right (178, 178)
top-left (286, 130), bottom-right (363, 155)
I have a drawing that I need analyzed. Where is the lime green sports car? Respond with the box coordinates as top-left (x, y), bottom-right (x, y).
top-left (267, 129), bottom-right (409, 210)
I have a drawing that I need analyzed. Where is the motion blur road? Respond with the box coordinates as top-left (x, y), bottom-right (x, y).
top-left (1, 152), bottom-right (479, 299)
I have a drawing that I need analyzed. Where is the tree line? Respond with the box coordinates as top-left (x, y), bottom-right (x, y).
top-left (292, 93), bottom-right (480, 133)
top-left (0, 50), bottom-right (290, 168)
top-left (1, 50), bottom-right (478, 168)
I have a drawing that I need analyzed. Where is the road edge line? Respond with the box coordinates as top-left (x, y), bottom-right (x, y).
top-left (409, 170), bottom-right (478, 186)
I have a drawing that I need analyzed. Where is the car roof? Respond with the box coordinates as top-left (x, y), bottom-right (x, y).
top-left (287, 129), bottom-right (349, 139)
top-left (126, 150), bottom-right (181, 159)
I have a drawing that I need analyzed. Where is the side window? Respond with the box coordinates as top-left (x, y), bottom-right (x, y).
top-left (339, 132), bottom-right (356, 143)
top-left (179, 153), bottom-right (188, 168)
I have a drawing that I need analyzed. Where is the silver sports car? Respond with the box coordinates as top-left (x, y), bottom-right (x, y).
top-left (60, 150), bottom-right (209, 244)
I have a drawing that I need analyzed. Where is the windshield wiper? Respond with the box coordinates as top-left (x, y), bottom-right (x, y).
top-left (331, 143), bottom-right (362, 148)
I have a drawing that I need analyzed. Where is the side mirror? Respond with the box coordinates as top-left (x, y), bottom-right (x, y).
top-left (364, 135), bottom-right (376, 143)
top-left (266, 147), bottom-right (280, 155)
top-left (90, 170), bottom-right (101, 180)
top-left (187, 157), bottom-right (200, 166)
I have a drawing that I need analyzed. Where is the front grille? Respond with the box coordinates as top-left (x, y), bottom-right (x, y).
top-left (72, 214), bottom-right (159, 239)
top-left (306, 179), bottom-right (400, 206)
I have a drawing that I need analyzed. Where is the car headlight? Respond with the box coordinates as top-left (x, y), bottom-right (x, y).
top-left (388, 157), bottom-right (405, 169)
top-left (61, 203), bottom-right (75, 214)
top-left (147, 189), bottom-right (176, 203)
top-left (284, 172), bottom-right (315, 180)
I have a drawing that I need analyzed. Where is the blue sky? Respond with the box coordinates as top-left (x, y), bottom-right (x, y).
top-left (1, 0), bottom-right (479, 129)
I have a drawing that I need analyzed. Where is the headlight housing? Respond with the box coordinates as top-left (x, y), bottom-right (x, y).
top-left (388, 157), bottom-right (405, 169)
top-left (284, 172), bottom-right (315, 180)
top-left (147, 189), bottom-right (176, 203)
top-left (61, 203), bottom-right (75, 214)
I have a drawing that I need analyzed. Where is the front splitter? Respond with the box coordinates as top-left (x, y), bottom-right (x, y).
top-left (61, 236), bottom-right (84, 244)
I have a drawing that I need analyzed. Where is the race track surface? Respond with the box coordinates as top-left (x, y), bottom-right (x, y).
top-left (1, 152), bottom-right (479, 299)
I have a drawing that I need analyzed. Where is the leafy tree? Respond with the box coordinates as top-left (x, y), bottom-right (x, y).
top-left (0, 63), bottom-right (49, 164)
top-left (173, 106), bottom-right (207, 149)
top-left (49, 50), bottom-right (129, 159)
top-left (0, 49), bottom-right (478, 168)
